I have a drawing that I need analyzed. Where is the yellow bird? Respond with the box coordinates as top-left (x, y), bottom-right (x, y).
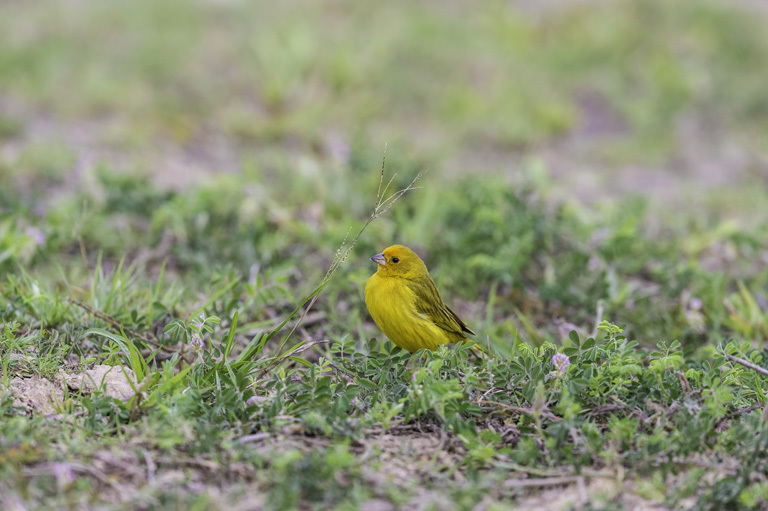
top-left (365, 245), bottom-right (475, 353)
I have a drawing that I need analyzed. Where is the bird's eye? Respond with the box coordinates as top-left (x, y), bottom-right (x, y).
top-left (391, 257), bottom-right (400, 263)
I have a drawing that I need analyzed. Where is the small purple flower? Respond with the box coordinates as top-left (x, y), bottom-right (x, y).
top-left (327, 135), bottom-right (350, 164)
top-left (52, 462), bottom-right (75, 489)
top-left (190, 334), bottom-right (204, 348)
top-left (552, 353), bottom-right (570, 375)
top-left (25, 226), bottom-right (46, 246)
top-left (689, 297), bottom-right (703, 310)
top-left (411, 372), bottom-right (418, 382)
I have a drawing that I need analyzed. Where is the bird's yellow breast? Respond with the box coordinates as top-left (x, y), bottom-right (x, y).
top-left (364, 273), bottom-right (452, 352)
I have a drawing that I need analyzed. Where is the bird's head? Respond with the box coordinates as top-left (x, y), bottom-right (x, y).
top-left (370, 245), bottom-right (427, 279)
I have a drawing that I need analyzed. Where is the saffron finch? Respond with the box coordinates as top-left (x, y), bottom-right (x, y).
top-left (365, 245), bottom-right (475, 353)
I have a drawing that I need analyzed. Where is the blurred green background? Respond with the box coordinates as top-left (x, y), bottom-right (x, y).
top-left (3, 0), bottom-right (767, 200)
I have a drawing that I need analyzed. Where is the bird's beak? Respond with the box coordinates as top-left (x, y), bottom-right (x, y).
top-left (370, 253), bottom-right (386, 266)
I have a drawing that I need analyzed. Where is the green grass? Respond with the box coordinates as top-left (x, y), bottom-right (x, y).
top-left (3, 163), bottom-right (768, 509)
top-left (3, 0), bottom-right (768, 509)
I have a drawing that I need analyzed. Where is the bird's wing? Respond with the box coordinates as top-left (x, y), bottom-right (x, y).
top-left (409, 276), bottom-right (475, 337)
